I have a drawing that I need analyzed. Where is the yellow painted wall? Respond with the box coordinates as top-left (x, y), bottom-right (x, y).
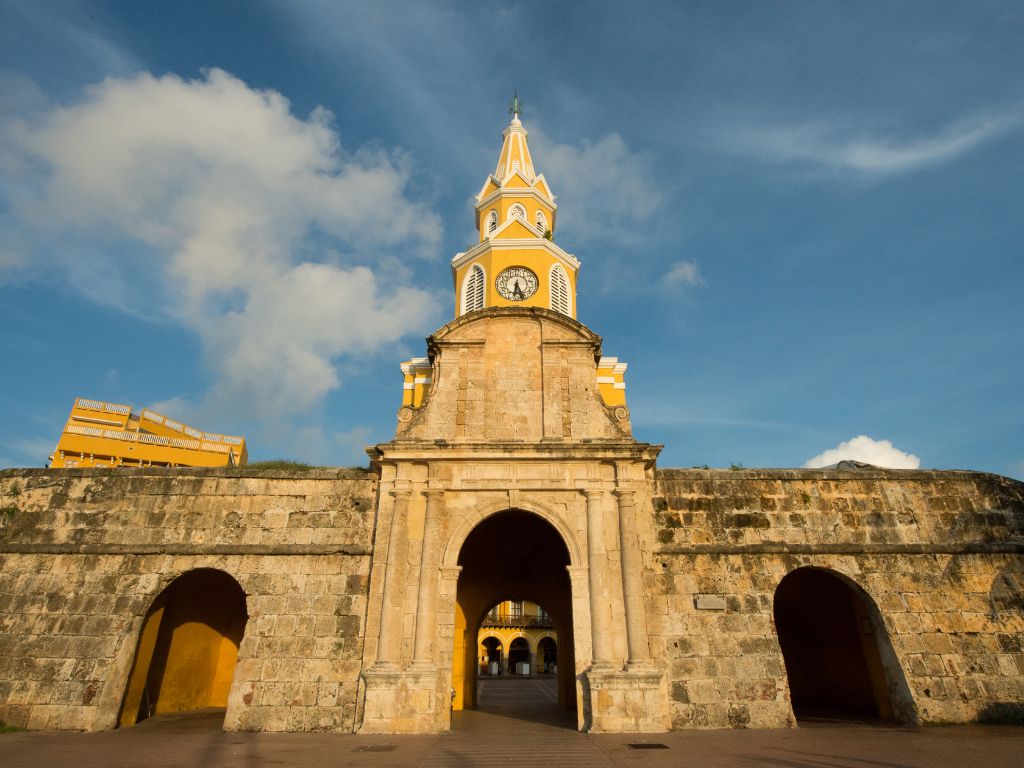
top-left (454, 248), bottom-right (578, 316)
top-left (118, 569), bottom-right (248, 726)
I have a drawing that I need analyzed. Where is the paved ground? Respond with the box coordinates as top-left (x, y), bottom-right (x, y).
top-left (2, 678), bottom-right (1023, 767)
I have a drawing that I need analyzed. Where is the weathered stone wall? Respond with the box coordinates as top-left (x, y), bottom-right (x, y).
top-left (2, 462), bottom-right (1022, 734)
top-left (0, 467), bottom-right (378, 732)
top-left (396, 307), bottom-right (631, 442)
top-left (647, 468), bottom-right (1024, 728)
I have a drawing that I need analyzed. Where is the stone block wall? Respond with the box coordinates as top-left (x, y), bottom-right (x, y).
top-left (0, 468), bottom-right (378, 732)
top-left (647, 469), bottom-right (1024, 728)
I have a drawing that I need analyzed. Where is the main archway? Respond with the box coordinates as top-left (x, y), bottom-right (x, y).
top-left (774, 567), bottom-right (910, 723)
top-left (451, 509), bottom-right (576, 724)
top-left (118, 568), bottom-right (248, 727)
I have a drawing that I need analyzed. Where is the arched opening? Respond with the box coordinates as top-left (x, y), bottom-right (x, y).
top-left (537, 636), bottom-right (558, 674)
top-left (462, 264), bottom-right (485, 315)
top-left (480, 636), bottom-right (503, 675)
top-left (549, 263), bottom-right (571, 316)
top-left (508, 637), bottom-right (531, 675)
top-left (118, 568), bottom-right (248, 727)
top-left (774, 567), bottom-right (908, 723)
top-left (451, 509), bottom-right (576, 726)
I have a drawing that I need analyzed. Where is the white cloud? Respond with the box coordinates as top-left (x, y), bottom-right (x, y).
top-left (2, 69), bottom-right (442, 420)
top-left (723, 110), bottom-right (1022, 176)
top-left (529, 126), bottom-right (663, 244)
top-left (803, 435), bottom-right (920, 469)
top-left (663, 260), bottom-right (702, 287)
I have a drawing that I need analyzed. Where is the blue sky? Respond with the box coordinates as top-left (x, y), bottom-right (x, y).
top-left (1, 1), bottom-right (1021, 477)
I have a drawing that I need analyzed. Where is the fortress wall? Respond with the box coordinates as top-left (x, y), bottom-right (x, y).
top-left (0, 468), bottom-right (379, 732)
top-left (648, 469), bottom-right (1024, 728)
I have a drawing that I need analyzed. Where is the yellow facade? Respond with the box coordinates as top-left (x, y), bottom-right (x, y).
top-left (50, 397), bottom-right (247, 468)
top-left (476, 601), bottom-right (559, 676)
top-left (597, 357), bottom-right (628, 407)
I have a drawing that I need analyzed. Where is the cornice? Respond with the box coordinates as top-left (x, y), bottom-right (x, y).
top-left (476, 184), bottom-right (556, 211)
top-left (450, 238), bottom-right (580, 273)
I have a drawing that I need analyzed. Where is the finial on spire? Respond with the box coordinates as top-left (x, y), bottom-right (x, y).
top-left (508, 90), bottom-right (523, 120)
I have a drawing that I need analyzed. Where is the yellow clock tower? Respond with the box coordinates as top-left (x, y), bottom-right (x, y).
top-left (451, 98), bottom-right (579, 319)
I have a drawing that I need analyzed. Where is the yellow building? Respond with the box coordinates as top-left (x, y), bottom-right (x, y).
top-left (50, 397), bottom-right (247, 468)
top-left (477, 600), bottom-right (558, 676)
top-left (400, 101), bottom-right (628, 409)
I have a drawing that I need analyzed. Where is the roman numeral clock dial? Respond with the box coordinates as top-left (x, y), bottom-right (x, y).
top-left (495, 266), bottom-right (539, 302)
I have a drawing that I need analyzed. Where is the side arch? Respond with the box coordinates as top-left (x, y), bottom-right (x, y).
top-left (773, 565), bottom-right (916, 724)
top-left (442, 498), bottom-right (583, 569)
top-left (118, 568), bottom-right (249, 727)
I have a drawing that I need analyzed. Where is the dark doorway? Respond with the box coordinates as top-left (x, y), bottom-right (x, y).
top-left (538, 637), bottom-right (558, 673)
top-left (452, 510), bottom-right (576, 726)
top-left (481, 637), bottom-right (503, 675)
top-left (119, 569), bottom-right (248, 727)
top-left (508, 638), bottom-right (531, 674)
top-left (774, 567), bottom-right (898, 722)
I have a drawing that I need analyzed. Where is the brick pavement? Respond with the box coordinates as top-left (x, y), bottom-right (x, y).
top-left (1, 678), bottom-right (1022, 767)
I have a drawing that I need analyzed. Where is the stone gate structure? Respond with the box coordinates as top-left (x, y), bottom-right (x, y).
top-left (0, 108), bottom-right (1022, 733)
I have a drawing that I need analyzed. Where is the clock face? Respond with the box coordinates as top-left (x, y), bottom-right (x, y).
top-left (495, 266), bottom-right (539, 302)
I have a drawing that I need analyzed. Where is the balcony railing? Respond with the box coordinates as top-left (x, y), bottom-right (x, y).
top-left (480, 615), bottom-right (554, 629)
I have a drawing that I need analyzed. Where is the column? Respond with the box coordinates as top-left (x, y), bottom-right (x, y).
top-left (372, 489), bottom-right (411, 670)
top-left (614, 488), bottom-right (653, 668)
top-left (410, 489), bottom-right (445, 668)
top-left (585, 489), bottom-right (614, 668)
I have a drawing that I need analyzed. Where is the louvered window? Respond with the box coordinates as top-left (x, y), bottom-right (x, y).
top-left (487, 210), bottom-right (498, 234)
top-left (550, 264), bottom-right (570, 316)
top-left (536, 211), bottom-right (547, 234)
top-left (463, 265), bottom-right (485, 315)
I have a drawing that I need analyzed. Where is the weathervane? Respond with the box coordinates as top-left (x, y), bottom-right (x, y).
top-left (508, 90), bottom-right (523, 119)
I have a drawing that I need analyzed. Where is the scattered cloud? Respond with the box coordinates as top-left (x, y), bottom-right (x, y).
top-left (662, 260), bottom-right (703, 287)
top-left (803, 435), bottom-right (920, 469)
top-left (530, 125), bottom-right (663, 245)
top-left (2, 69), bottom-right (442, 422)
top-left (721, 109), bottom-right (1022, 176)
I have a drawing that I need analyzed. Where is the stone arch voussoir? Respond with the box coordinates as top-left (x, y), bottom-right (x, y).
top-left (442, 497), bottom-right (583, 569)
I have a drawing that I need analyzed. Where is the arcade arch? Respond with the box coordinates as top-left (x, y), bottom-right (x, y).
top-left (774, 567), bottom-right (913, 723)
top-left (118, 568), bottom-right (248, 727)
top-left (450, 509), bottom-right (577, 717)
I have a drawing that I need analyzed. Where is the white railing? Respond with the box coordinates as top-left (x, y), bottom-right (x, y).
top-left (64, 424), bottom-right (217, 453)
top-left (66, 424), bottom-right (104, 437)
top-left (138, 409), bottom-right (244, 447)
top-left (75, 398), bottom-right (104, 411)
top-left (141, 409), bottom-right (164, 425)
top-left (104, 403), bottom-right (131, 415)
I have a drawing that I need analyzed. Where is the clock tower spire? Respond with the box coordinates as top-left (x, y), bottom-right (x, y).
top-left (451, 99), bottom-right (579, 319)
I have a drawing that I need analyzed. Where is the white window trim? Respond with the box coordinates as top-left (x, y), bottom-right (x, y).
top-left (487, 210), bottom-right (498, 234)
top-left (508, 203), bottom-right (526, 222)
